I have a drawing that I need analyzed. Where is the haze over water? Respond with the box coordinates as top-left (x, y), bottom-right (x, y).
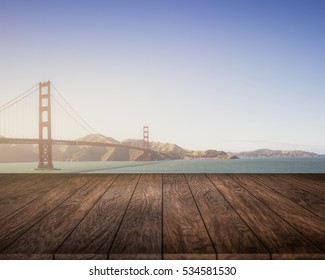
top-left (1, 158), bottom-right (325, 173)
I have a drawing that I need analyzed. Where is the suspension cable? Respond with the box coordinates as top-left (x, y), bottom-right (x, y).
top-left (0, 84), bottom-right (38, 112)
top-left (50, 82), bottom-right (98, 134)
top-left (51, 94), bottom-right (94, 136)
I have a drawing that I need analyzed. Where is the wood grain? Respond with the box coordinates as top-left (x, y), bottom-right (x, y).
top-left (163, 174), bottom-right (215, 259)
top-left (275, 174), bottom-right (325, 200)
top-left (232, 174), bottom-right (325, 252)
top-left (0, 174), bottom-right (324, 260)
top-left (0, 174), bottom-right (93, 254)
top-left (0, 253), bottom-right (53, 260)
top-left (55, 174), bottom-right (138, 260)
top-left (207, 174), bottom-right (322, 259)
top-left (298, 174), bottom-right (325, 188)
top-left (0, 174), bottom-right (17, 187)
top-left (250, 174), bottom-right (325, 220)
top-left (185, 174), bottom-right (269, 259)
top-left (1, 175), bottom-right (115, 259)
top-left (272, 253), bottom-right (325, 260)
top-left (0, 174), bottom-right (11, 181)
top-left (109, 174), bottom-right (162, 260)
top-left (0, 175), bottom-right (70, 220)
top-left (0, 174), bottom-right (27, 186)
top-left (0, 174), bottom-right (41, 198)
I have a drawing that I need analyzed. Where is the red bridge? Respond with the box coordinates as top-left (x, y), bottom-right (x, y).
top-left (0, 81), bottom-right (162, 169)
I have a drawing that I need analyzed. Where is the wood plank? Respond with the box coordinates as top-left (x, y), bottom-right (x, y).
top-left (251, 174), bottom-right (325, 220)
top-left (109, 174), bottom-right (162, 260)
top-left (185, 174), bottom-right (269, 260)
top-left (297, 174), bottom-right (325, 188)
top-left (0, 175), bottom-right (71, 220)
top-left (0, 253), bottom-right (54, 260)
top-left (0, 174), bottom-right (26, 186)
top-left (55, 174), bottom-right (138, 260)
top-left (163, 174), bottom-right (215, 259)
top-left (0, 174), bottom-right (40, 197)
top-left (1, 174), bottom-right (115, 259)
top-left (301, 173), bottom-right (325, 179)
top-left (0, 174), bottom-right (14, 185)
top-left (232, 174), bottom-right (325, 252)
top-left (0, 174), bottom-right (93, 254)
top-left (0, 174), bottom-right (45, 197)
top-left (275, 174), bottom-right (325, 200)
top-left (207, 174), bottom-right (323, 259)
top-left (272, 253), bottom-right (325, 260)
top-left (1, 173), bottom-right (324, 260)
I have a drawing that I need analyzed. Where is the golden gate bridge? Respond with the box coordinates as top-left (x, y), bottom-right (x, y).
top-left (0, 81), bottom-right (161, 169)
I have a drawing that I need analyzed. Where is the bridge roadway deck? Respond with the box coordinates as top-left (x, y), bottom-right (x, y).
top-left (0, 173), bottom-right (324, 260)
top-left (0, 137), bottom-right (152, 152)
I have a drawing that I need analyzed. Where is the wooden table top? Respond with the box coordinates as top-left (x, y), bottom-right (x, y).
top-left (0, 173), bottom-right (324, 260)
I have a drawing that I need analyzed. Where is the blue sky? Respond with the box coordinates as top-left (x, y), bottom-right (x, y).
top-left (0, 0), bottom-right (324, 152)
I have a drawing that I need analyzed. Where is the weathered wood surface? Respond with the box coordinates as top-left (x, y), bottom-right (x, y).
top-left (0, 173), bottom-right (324, 260)
top-left (0, 175), bottom-right (70, 220)
top-left (56, 174), bottom-right (137, 260)
top-left (0, 174), bottom-right (42, 198)
top-left (110, 174), bottom-right (162, 260)
top-left (231, 175), bottom-right (325, 252)
top-left (0, 174), bottom-right (29, 187)
top-left (185, 174), bottom-right (269, 259)
top-left (207, 174), bottom-right (323, 259)
top-left (0, 175), bottom-right (93, 255)
top-left (274, 174), bottom-right (325, 200)
top-left (163, 174), bottom-right (215, 259)
top-left (1, 175), bottom-right (112, 259)
top-left (250, 174), bottom-right (325, 220)
top-left (297, 174), bottom-right (325, 188)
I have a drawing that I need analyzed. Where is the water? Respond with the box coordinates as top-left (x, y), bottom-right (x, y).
top-left (0, 158), bottom-right (325, 173)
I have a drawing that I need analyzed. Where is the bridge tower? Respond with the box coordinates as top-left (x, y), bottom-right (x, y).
top-left (37, 81), bottom-right (54, 169)
top-left (143, 126), bottom-right (150, 160)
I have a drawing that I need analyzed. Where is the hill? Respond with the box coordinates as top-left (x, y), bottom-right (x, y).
top-left (122, 139), bottom-right (236, 160)
top-left (236, 149), bottom-right (319, 158)
top-left (0, 134), bottom-right (236, 162)
top-left (0, 143), bottom-right (37, 162)
top-left (53, 134), bottom-right (121, 161)
top-left (6, 135), bottom-right (320, 162)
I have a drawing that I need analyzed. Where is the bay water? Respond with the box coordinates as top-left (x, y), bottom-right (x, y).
top-left (0, 157), bottom-right (325, 173)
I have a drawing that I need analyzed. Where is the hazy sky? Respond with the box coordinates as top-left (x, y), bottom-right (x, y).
top-left (0, 0), bottom-right (324, 153)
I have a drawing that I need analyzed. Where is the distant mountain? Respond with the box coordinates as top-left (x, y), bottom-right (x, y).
top-left (4, 134), bottom-right (318, 162)
top-left (0, 142), bottom-right (37, 162)
top-left (53, 134), bottom-right (136, 161)
top-left (235, 149), bottom-right (319, 158)
top-left (122, 139), bottom-right (236, 160)
top-left (123, 139), bottom-right (186, 160)
top-left (0, 134), bottom-right (236, 162)
top-left (184, 149), bottom-right (238, 160)
top-left (77, 134), bottom-right (119, 143)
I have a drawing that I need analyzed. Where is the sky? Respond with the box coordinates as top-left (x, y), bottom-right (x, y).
top-left (0, 0), bottom-right (324, 153)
